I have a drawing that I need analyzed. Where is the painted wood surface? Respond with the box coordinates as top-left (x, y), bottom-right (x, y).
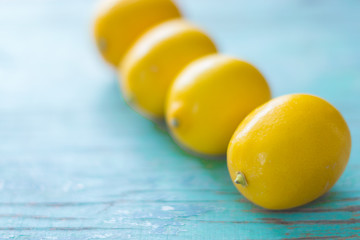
top-left (0, 0), bottom-right (359, 239)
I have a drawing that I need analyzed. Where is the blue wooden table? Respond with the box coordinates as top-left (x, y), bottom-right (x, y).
top-left (0, 0), bottom-right (359, 239)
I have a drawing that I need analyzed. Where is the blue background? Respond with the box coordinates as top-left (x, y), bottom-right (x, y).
top-left (0, 0), bottom-right (359, 239)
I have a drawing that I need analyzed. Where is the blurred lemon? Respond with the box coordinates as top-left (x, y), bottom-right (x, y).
top-left (166, 54), bottom-right (271, 156)
top-left (93, 0), bottom-right (181, 67)
top-left (227, 94), bottom-right (351, 210)
top-left (120, 19), bottom-right (217, 120)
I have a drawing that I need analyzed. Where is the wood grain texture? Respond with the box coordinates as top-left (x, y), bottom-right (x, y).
top-left (0, 0), bottom-right (359, 239)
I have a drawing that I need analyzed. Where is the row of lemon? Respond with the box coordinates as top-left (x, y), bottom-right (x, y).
top-left (93, 0), bottom-right (351, 210)
top-left (94, 0), bottom-right (270, 156)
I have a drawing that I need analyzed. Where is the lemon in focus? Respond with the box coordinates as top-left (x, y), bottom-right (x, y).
top-left (166, 54), bottom-right (271, 157)
top-left (93, 0), bottom-right (181, 67)
top-left (120, 19), bottom-right (217, 120)
top-left (227, 94), bottom-right (351, 210)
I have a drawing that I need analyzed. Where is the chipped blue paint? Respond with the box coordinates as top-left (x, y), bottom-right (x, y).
top-left (0, 0), bottom-right (359, 239)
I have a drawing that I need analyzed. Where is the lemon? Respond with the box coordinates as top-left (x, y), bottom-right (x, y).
top-left (166, 54), bottom-right (271, 157)
top-left (227, 94), bottom-right (351, 210)
top-left (93, 0), bottom-right (181, 67)
top-left (120, 19), bottom-right (217, 120)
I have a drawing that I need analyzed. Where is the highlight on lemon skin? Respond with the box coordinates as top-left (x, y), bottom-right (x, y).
top-left (119, 19), bottom-right (217, 120)
top-left (93, 0), bottom-right (181, 67)
top-left (227, 94), bottom-right (351, 210)
top-left (166, 54), bottom-right (271, 157)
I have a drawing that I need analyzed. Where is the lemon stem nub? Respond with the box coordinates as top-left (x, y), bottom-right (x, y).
top-left (99, 38), bottom-right (107, 51)
top-left (171, 118), bottom-right (179, 128)
top-left (126, 94), bottom-right (135, 105)
top-left (234, 172), bottom-right (247, 186)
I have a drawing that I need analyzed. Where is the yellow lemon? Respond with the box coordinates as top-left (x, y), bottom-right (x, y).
top-left (166, 54), bottom-right (271, 157)
top-left (227, 94), bottom-right (351, 210)
top-left (93, 0), bottom-right (181, 67)
top-left (120, 19), bottom-right (217, 120)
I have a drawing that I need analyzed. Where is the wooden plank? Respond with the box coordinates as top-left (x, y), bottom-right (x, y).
top-left (0, 0), bottom-right (359, 239)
